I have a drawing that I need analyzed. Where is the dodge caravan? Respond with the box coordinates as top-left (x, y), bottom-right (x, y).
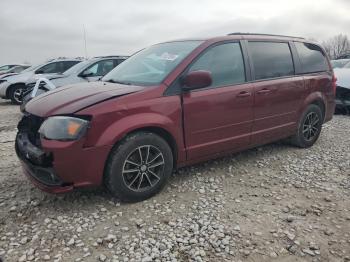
top-left (15, 34), bottom-right (336, 201)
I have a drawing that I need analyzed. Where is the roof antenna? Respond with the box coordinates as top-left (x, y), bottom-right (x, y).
top-left (83, 24), bottom-right (88, 59)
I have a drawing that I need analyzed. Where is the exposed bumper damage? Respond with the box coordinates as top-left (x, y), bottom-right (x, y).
top-left (15, 113), bottom-right (112, 193)
top-left (336, 86), bottom-right (350, 115)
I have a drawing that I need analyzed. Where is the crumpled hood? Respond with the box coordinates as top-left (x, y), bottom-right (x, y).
top-left (25, 81), bottom-right (146, 117)
top-left (334, 68), bottom-right (350, 90)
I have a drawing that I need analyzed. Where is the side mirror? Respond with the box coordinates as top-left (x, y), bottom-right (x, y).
top-left (79, 72), bottom-right (94, 78)
top-left (183, 70), bottom-right (212, 91)
top-left (35, 70), bottom-right (44, 74)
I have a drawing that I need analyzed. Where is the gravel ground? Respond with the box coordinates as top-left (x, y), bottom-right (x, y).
top-left (0, 98), bottom-right (349, 262)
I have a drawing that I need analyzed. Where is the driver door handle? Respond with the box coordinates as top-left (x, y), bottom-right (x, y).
top-left (236, 91), bottom-right (251, 98)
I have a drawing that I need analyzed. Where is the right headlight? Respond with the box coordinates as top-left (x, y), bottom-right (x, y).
top-left (39, 116), bottom-right (90, 141)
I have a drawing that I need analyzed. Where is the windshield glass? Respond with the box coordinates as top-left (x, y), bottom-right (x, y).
top-left (63, 60), bottom-right (90, 75)
top-left (21, 63), bottom-right (44, 73)
top-left (102, 41), bottom-right (203, 86)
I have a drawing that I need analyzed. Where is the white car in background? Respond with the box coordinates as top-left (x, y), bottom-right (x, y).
top-left (22, 56), bottom-right (128, 106)
top-left (0, 59), bottom-right (81, 104)
top-left (330, 59), bottom-right (350, 69)
top-left (334, 61), bottom-right (350, 114)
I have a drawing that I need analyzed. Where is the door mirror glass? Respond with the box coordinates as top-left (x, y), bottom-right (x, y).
top-left (183, 70), bottom-right (212, 90)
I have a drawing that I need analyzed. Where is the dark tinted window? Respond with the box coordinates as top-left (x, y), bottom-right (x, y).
top-left (189, 42), bottom-right (245, 88)
top-left (294, 42), bottom-right (329, 73)
top-left (249, 42), bottom-right (294, 80)
top-left (62, 61), bottom-right (80, 72)
top-left (37, 62), bottom-right (59, 74)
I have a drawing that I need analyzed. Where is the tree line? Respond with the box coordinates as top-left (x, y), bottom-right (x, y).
top-left (321, 34), bottom-right (350, 60)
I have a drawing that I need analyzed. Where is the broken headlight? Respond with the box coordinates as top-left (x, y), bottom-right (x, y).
top-left (39, 116), bottom-right (89, 141)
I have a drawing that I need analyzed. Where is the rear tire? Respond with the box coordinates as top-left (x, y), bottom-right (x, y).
top-left (9, 84), bottom-right (25, 104)
top-left (290, 104), bottom-right (323, 148)
top-left (104, 132), bottom-right (173, 202)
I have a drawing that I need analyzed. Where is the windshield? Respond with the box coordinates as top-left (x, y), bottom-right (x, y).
top-left (63, 60), bottom-right (90, 75)
top-left (21, 63), bottom-right (44, 73)
top-left (102, 41), bottom-right (203, 86)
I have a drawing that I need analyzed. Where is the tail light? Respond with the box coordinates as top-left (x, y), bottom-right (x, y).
top-left (331, 73), bottom-right (337, 95)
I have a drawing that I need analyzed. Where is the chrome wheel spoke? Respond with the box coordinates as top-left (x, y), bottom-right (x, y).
top-left (148, 161), bottom-right (164, 169)
top-left (144, 173), bottom-right (153, 186)
top-left (147, 153), bottom-right (161, 164)
top-left (128, 172), bottom-right (141, 187)
top-left (148, 169), bottom-right (160, 180)
top-left (125, 159), bottom-right (140, 167)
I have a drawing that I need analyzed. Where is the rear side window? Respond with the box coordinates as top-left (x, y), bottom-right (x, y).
top-left (248, 42), bottom-right (294, 80)
top-left (294, 42), bottom-right (329, 73)
top-left (189, 42), bottom-right (246, 88)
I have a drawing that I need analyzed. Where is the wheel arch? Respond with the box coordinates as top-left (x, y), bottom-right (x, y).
top-left (301, 92), bottom-right (326, 121)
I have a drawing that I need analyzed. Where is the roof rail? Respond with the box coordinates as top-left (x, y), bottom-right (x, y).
top-left (228, 32), bottom-right (305, 39)
top-left (93, 55), bottom-right (130, 59)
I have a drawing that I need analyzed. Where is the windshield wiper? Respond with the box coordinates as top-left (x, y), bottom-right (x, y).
top-left (105, 79), bottom-right (132, 85)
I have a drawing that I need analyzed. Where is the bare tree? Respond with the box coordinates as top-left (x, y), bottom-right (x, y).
top-left (322, 34), bottom-right (350, 59)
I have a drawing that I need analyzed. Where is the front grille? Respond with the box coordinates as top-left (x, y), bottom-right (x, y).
top-left (17, 114), bottom-right (44, 148)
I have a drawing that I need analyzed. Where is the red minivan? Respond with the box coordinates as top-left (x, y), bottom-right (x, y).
top-left (16, 34), bottom-right (336, 201)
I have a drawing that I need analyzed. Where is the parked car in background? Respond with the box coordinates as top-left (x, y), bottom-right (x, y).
top-left (16, 34), bottom-right (335, 202)
top-left (22, 56), bottom-right (128, 105)
top-left (330, 59), bottom-right (350, 69)
top-left (0, 64), bottom-right (25, 73)
top-left (333, 62), bottom-right (350, 114)
top-left (0, 59), bottom-right (81, 104)
top-left (0, 64), bottom-right (31, 76)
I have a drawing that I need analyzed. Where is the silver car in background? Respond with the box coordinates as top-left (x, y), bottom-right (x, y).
top-left (23, 56), bottom-right (128, 103)
top-left (0, 59), bottom-right (81, 104)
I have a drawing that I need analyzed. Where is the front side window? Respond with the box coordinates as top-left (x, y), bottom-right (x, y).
top-left (188, 42), bottom-right (246, 88)
top-left (295, 42), bottom-right (329, 73)
top-left (249, 42), bottom-right (294, 80)
top-left (83, 60), bottom-right (115, 77)
top-left (102, 41), bottom-right (203, 86)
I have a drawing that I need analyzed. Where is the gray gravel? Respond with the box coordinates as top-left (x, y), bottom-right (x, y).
top-left (0, 98), bottom-right (349, 262)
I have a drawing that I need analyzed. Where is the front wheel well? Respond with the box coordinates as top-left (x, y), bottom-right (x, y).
top-left (120, 127), bottom-right (178, 168)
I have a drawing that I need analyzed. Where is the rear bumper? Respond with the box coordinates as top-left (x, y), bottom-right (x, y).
top-left (15, 131), bottom-right (112, 193)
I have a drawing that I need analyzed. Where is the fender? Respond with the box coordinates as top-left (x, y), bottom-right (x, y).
top-left (93, 112), bottom-right (184, 153)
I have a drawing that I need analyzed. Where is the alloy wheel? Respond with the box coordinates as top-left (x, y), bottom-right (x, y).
top-left (302, 112), bottom-right (320, 141)
top-left (122, 145), bottom-right (165, 192)
top-left (13, 88), bottom-right (24, 103)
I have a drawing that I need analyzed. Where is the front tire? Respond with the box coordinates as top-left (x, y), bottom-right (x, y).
top-left (104, 132), bottom-right (173, 202)
top-left (9, 85), bottom-right (25, 104)
top-left (290, 104), bottom-right (323, 148)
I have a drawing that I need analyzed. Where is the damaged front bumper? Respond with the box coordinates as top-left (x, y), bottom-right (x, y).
top-left (15, 132), bottom-right (74, 192)
top-left (15, 113), bottom-right (113, 193)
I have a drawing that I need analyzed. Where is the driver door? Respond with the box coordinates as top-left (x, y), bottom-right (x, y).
top-left (182, 42), bottom-right (254, 160)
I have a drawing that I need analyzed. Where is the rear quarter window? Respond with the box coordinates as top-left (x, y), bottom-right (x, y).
top-left (294, 42), bottom-right (329, 73)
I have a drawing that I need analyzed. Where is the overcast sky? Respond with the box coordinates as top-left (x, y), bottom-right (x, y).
top-left (0, 0), bottom-right (349, 65)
